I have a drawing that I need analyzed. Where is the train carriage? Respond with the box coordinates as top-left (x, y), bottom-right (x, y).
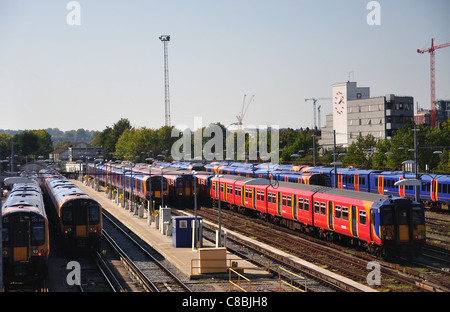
top-left (2, 178), bottom-right (49, 282)
top-left (40, 170), bottom-right (102, 250)
top-left (210, 174), bottom-right (425, 257)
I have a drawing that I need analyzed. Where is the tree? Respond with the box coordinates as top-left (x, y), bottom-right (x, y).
top-left (13, 130), bottom-right (53, 159)
top-left (91, 118), bottom-right (132, 159)
top-left (343, 134), bottom-right (377, 168)
top-left (0, 133), bottom-right (12, 161)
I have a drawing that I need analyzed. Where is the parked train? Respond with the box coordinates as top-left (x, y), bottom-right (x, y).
top-left (2, 175), bottom-right (49, 283)
top-left (210, 174), bottom-right (426, 257)
top-left (39, 169), bottom-right (102, 250)
top-left (198, 161), bottom-right (450, 211)
top-left (86, 160), bottom-right (425, 257)
top-left (87, 162), bottom-right (193, 207)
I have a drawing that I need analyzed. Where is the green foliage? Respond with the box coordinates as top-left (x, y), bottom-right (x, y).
top-left (13, 129), bottom-right (53, 158)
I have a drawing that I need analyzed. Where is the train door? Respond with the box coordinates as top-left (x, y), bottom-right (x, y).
top-left (74, 200), bottom-right (88, 237)
top-left (395, 205), bottom-right (412, 243)
top-left (351, 206), bottom-right (358, 237)
top-left (338, 173), bottom-right (343, 189)
top-left (293, 195), bottom-right (298, 220)
top-left (327, 201), bottom-right (334, 231)
top-left (10, 215), bottom-right (31, 262)
top-left (378, 176), bottom-right (384, 194)
top-left (430, 179), bottom-right (438, 201)
top-left (252, 188), bottom-right (256, 209)
top-left (277, 192), bottom-right (281, 216)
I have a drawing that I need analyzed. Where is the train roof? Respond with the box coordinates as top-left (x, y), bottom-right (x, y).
top-left (211, 174), bottom-right (391, 202)
top-left (2, 182), bottom-right (46, 216)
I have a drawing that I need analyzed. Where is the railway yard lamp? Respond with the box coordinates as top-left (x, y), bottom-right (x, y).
top-left (216, 174), bottom-right (223, 247)
top-left (192, 171), bottom-right (199, 251)
top-left (160, 166), bottom-right (164, 209)
top-left (148, 165), bottom-right (153, 225)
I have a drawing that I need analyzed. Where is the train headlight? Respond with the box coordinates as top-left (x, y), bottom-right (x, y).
top-left (32, 248), bottom-right (39, 254)
top-left (2, 250), bottom-right (8, 257)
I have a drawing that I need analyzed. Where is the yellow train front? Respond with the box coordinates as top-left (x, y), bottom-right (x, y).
top-left (2, 180), bottom-right (49, 283)
top-left (41, 171), bottom-right (102, 250)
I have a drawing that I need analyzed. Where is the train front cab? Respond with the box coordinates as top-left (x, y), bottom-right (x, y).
top-left (60, 198), bottom-right (102, 250)
top-left (2, 211), bottom-right (49, 282)
top-left (372, 198), bottom-right (425, 258)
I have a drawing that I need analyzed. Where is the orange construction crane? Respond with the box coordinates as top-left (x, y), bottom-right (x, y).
top-left (417, 38), bottom-right (450, 127)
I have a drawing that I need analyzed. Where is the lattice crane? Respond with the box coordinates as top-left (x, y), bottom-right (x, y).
top-left (417, 38), bottom-right (450, 127)
top-left (236, 95), bottom-right (255, 129)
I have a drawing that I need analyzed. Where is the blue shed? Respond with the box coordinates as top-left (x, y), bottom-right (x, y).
top-left (172, 216), bottom-right (203, 248)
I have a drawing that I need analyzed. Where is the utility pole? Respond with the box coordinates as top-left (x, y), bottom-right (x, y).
top-left (413, 124), bottom-right (420, 202)
top-left (333, 130), bottom-right (337, 188)
top-left (159, 35), bottom-right (171, 127)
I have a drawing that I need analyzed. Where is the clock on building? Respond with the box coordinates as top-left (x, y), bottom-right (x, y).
top-left (334, 91), bottom-right (345, 115)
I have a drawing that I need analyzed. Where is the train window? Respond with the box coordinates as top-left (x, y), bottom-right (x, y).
top-left (220, 184), bottom-right (224, 193)
top-left (2, 227), bottom-right (9, 245)
top-left (381, 208), bottom-right (394, 225)
top-left (298, 198), bottom-right (303, 210)
top-left (314, 201), bottom-right (320, 214)
top-left (31, 222), bottom-right (45, 245)
top-left (212, 183), bottom-right (216, 191)
top-left (89, 203), bottom-right (100, 223)
top-left (304, 199), bottom-right (309, 211)
top-left (335, 205), bottom-right (341, 219)
top-left (320, 202), bottom-right (326, 215)
top-left (421, 182), bottom-right (426, 191)
top-left (412, 207), bottom-right (423, 224)
top-left (426, 183), bottom-right (430, 192)
top-left (256, 190), bottom-right (261, 200)
top-left (287, 196), bottom-right (292, 207)
top-left (62, 205), bottom-right (73, 225)
top-left (443, 184), bottom-right (448, 194)
top-left (375, 179), bottom-right (378, 187)
top-left (227, 185), bottom-right (233, 194)
top-left (282, 195), bottom-right (287, 206)
top-left (342, 207), bottom-right (349, 221)
top-left (359, 211), bottom-right (367, 225)
top-left (438, 183), bottom-right (442, 193)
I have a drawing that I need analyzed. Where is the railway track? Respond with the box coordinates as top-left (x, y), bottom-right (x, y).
top-left (190, 206), bottom-right (450, 292)
top-left (101, 210), bottom-right (192, 292)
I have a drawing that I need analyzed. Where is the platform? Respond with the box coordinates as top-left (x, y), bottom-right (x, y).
top-left (72, 180), bottom-right (376, 291)
top-left (72, 180), bottom-right (270, 280)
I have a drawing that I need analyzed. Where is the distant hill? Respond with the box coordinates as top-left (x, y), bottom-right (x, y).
top-left (0, 128), bottom-right (99, 144)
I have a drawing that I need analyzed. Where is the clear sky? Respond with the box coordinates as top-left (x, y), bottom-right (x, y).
top-left (0, 0), bottom-right (449, 132)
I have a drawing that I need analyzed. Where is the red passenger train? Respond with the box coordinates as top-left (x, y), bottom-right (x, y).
top-left (210, 175), bottom-right (426, 257)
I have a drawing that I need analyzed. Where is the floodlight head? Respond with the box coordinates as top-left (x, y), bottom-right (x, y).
top-left (159, 35), bottom-right (170, 41)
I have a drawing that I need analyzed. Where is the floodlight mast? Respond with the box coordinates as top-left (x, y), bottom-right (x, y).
top-left (159, 35), bottom-right (171, 127)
